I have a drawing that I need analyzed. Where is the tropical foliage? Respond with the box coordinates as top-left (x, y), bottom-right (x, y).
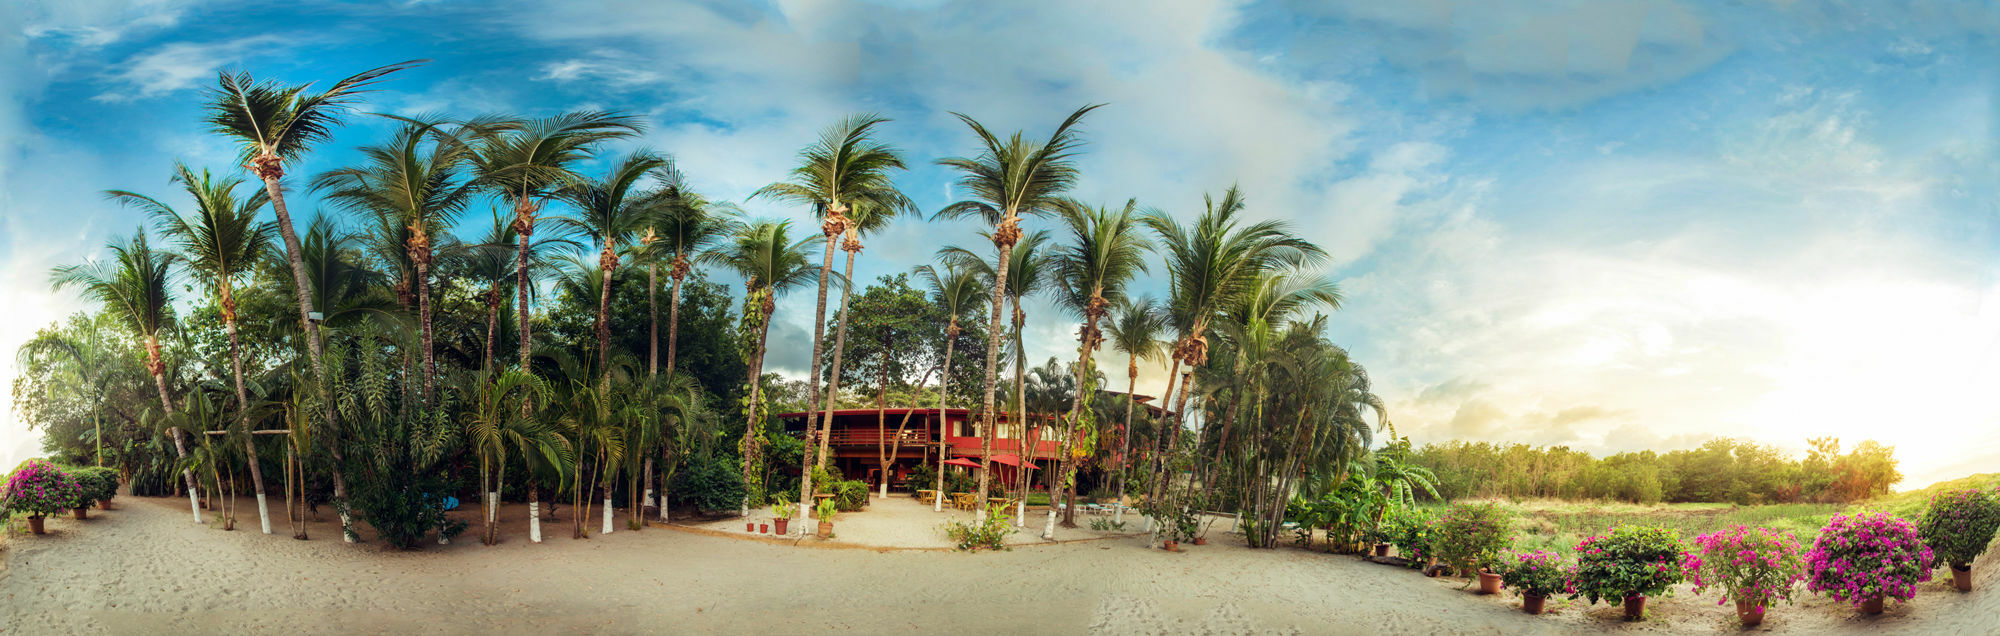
top-left (1568, 525), bottom-right (1693, 605)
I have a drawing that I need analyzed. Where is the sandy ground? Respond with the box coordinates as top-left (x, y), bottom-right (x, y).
top-left (683, 494), bottom-right (1138, 548)
top-left (2, 495), bottom-right (1996, 635)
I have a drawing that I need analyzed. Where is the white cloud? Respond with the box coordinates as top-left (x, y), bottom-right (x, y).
top-left (93, 35), bottom-right (287, 102)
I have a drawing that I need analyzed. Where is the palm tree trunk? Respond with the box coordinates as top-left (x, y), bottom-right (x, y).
top-left (648, 263), bottom-right (659, 376)
top-left (797, 221), bottom-right (842, 522)
top-left (666, 268), bottom-right (687, 375)
top-left (875, 362), bottom-right (889, 498)
top-left (1145, 356), bottom-right (1182, 543)
top-left (491, 459), bottom-right (507, 545)
top-left (812, 248), bottom-right (859, 472)
top-left (515, 204), bottom-right (536, 401)
top-left (147, 340), bottom-right (201, 524)
top-left (222, 306), bottom-right (271, 534)
top-left (418, 260), bottom-right (436, 405)
top-left (1011, 308), bottom-right (1028, 526)
top-left (528, 481), bottom-right (543, 543)
top-left (597, 248), bottom-right (618, 388)
top-left (1047, 310), bottom-right (1104, 538)
top-left (258, 168), bottom-right (351, 542)
top-left (1114, 365), bottom-right (1137, 524)
top-left (483, 287), bottom-right (502, 371)
top-left (972, 224), bottom-right (1016, 522)
top-left (933, 321), bottom-right (957, 512)
top-left (741, 304), bottom-right (772, 516)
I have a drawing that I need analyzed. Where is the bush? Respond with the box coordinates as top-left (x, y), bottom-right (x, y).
top-left (1805, 512), bottom-right (1934, 605)
top-left (833, 480), bottom-right (870, 512)
top-left (1500, 550), bottom-right (1569, 598)
top-left (74, 467), bottom-right (119, 504)
top-left (674, 455), bottom-right (749, 514)
top-left (1434, 503), bottom-right (1514, 574)
top-left (1384, 507), bottom-right (1437, 566)
top-left (1569, 525), bottom-right (1692, 605)
top-left (944, 504), bottom-right (1015, 550)
top-left (349, 469), bottom-right (467, 549)
top-left (2, 460), bottom-right (81, 518)
top-left (1686, 525), bottom-right (1806, 608)
top-left (1916, 488), bottom-right (2000, 569)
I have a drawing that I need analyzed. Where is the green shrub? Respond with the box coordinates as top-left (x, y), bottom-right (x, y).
top-left (944, 504), bottom-right (1015, 550)
top-left (1569, 525), bottom-right (1692, 605)
top-left (833, 480), bottom-right (870, 512)
top-left (1916, 488), bottom-right (2000, 568)
top-left (1500, 550), bottom-right (1570, 598)
top-left (674, 455), bottom-right (749, 514)
top-left (1384, 507), bottom-right (1437, 566)
top-left (75, 467), bottom-right (119, 504)
top-left (349, 468), bottom-right (466, 549)
top-left (1434, 503), bottom-right (1514, 574)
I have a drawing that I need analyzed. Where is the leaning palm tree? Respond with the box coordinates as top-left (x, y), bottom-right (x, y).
top-left (1104, 295), bottom-right (1169, 524)
top-left (915, 261), bottom-right (987, 511)
top-left (1141, 186), bottom-right (1326, 542)
top-left (312, 119), bottom-right (480, 404)
top-left (555, 151), bottom-right (670, 386)
top-left (468, 111), bottom-right (643, 386)
top-left (752, 114), bottom-right (914, 522)
top-left (1042, 198), bottom-right (1151, 536)
top-left (703, 219), bottom-right (823, 512)
top-left (51, 231), bottom-right (203, 522)
top-left (204, 60), bottom-right (422, 540)
top-left (112, 163), bottom-right (279, 533)
top-left (934, 104), bottom-right (1101, 519)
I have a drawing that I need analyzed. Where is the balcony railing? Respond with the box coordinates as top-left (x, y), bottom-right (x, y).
top-left (820, 428), bottom-right (934, 447)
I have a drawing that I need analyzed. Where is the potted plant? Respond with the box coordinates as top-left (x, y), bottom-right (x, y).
top-left (815, 498), bottom-right (838, 539)
top-left (1568, 525), bottom-right (1691, 621)
top-left (771, 501), bottom-right (795, 535)
top-left (3, 460), bottom-right (79, 535)
top-left (1363, 524), bottom-right (1393, 557)
top-left (1385, 508), bottom-right (1437, 571)
top-left (1500, 550), bottom-right (1567, 614)
top-left (79, 467), bottom-right (119, 510)
top-left (1686, 525), bottom-right (1806, 627)
top-left (1433, 503), bottom-right (1513, 592)
top-left (1806, 512), bottom-right (1934, 614)
top-left (1916, 488), bottom-right (2000, 592)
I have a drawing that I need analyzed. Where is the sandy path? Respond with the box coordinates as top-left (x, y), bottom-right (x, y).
top-left (3, 496), bottom-right (1995, 635)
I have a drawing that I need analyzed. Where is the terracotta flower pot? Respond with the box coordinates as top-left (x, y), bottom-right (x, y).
top-left (72, 508), bottom-right (88, 520)
top-left (98, 499), bottom-right (113, 510)
top-left (774, 518), bottom-right (789, 535)
top-left (759, 523), bottom-right (769, 534)
top-left (1193, 537), bottom-right (1207, 546)
top-left (1523, 594), bottom-right (1546, 615)
top-left (1952, 564), bottom-right (1972, 592)
top-left (1374, 543), bottom-right (1390, 557)
top-left (1735, 600), bottom-right (1764, 627)
top-left (1162, 540), bottom-right (1179, 552)
top-left (746, 522), bottom-right (756, 532)
top-left (817, 521), bottom-right (834, 539)
top-left (28, 515), bottom-right (46, 535)
top-left (1477, 570), bottom-right (1503, 595)
top-left (1860, 597), bottom-right (1884, 615)
top-left (1622, 595), bottom-right (1646, 621)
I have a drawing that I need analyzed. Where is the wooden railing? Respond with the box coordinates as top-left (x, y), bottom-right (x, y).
top-left (820, 428), bottom-right (933, 447)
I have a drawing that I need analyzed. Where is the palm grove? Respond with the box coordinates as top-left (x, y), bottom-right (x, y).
top-left (13, 61), bottom-right (1398, 548)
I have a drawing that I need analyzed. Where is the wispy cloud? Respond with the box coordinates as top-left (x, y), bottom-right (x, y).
top-left (93, 35), bottom-right (287, 102)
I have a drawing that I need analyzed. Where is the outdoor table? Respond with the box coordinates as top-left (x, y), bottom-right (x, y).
top-left (918, 489), bottom-right (938, 505)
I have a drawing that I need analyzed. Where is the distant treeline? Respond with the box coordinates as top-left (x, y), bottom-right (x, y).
top-left (1410, 437), bottom-right (1901, 505)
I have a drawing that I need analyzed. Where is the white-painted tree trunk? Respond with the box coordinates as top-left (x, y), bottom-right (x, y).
top-left (879, 482), bottom-right (888, 498)
top-left (1016, 500), bottom-right (1026, 527)
top-left (602, 498), bottom-right (614, 534)
top-left (340, 510), bottom-right (356, 543)
top-left (488, 492), bottom-right (499, 526)
top-left (529, 502), bottom-right (543, 543)
top-left (660, 493), bottom-right (670, 523)
top-left (187, 488), bottom-right (202, 524)
top-left (1114, 504), bottom-right (1125, 525)
top-left (1042, 509), bottom-right (1058, 540)
top-left (256, 494), bottom-right (270, 534)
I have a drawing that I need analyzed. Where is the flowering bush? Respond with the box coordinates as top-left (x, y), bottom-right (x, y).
top-left (1433, 503), bottom-right (1514, 575)
top-left (1916, 488), bottom-right (2000, 569)
top-left (1805, 512), bottom-right (1934, 605)
top-left (2, 460), bottom-right (83, 518)
top-left (1500, 550), bottom-right (1569, 597)
top-left (1384, 507), bottom-right (1436, 566)
top-left (1569, 525), bottom-right (1692, 605)
top-left (1686, 525), bottom-right (1806, 608)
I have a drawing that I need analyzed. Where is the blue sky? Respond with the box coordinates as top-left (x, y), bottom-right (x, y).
top-left (2, 0), bottom-right (1996, 488)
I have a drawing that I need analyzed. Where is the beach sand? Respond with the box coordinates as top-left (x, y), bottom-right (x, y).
top-left (2, 494), bottom-right (1995, 634)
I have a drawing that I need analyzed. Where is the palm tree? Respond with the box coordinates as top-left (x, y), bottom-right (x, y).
top-left (915, 261), bottom-right (986, 511)
top-left (555, 151), bottom-right (670, 387)
top-left (468, 111), bottom-right (643, 390)
top-left (934, 104), bottom-right (1101, 520)
top-left (204, 60), bottom-right (422, 540)
top-left (752, 114), bottom-right (913, 523)
top-left (634, 168), bottom-right (735, 378)
top-left (51, 231), bottom-right (203, 522)
top-left (704, 219), bottom-right (823, 512)
top-left (459, 368), bottom-right (568, 545)
top-left (312, 119), bottom-right (480, 404)
top-left (1200, 269), bottom-right (1342, 506)
top-left (1141, 185), bottom-right (1325, 543)
top-left (942, 229), bottom-right (1053, 521)
top-left (1104, 295), bottom-right (1169, 524)
top-left (112, 163), bottom-right (279, 533)
top-left (1043, 198), bottom-right (1151, 535)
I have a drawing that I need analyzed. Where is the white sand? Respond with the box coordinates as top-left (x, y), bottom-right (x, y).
top-left (2, 495), bottom-right (1996, 634)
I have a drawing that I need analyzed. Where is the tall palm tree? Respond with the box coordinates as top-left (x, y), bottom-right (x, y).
top-left (915, 261), bottom-right (986, 511)
top-left (112, 163), bottom-right (279, 533)
top-left (934, 104), bottom-right (1101, 520)
top-left (752, 114), bottom-right (913, 523)
top-left (51, 231), bottom-right (203, 522)
top-left (468, 111), bottom-right (643, 392)
top-left (555, 151), bottom-right (670, 386)
top-left (1200, 269), bottom-right (1342, 505)
top-left (204, 60), bottom-right (422, 540)
top-left (312, 119), bottom-right (480, 404)
top-left (704, 219), bottom-right (823, 512)
top-left (1104, 295), bottom-right (1168, 524)
top-left (1043, 198), bottom-right (1152, 535)
top-left (634, 168), bottom-right (736, 378)
top-left (1141, 186), bottom-right (1326, 541)
top-left (801, 199), bottom-right (914, 510)
top-left (942, 229), bottom-right (1052, 520)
